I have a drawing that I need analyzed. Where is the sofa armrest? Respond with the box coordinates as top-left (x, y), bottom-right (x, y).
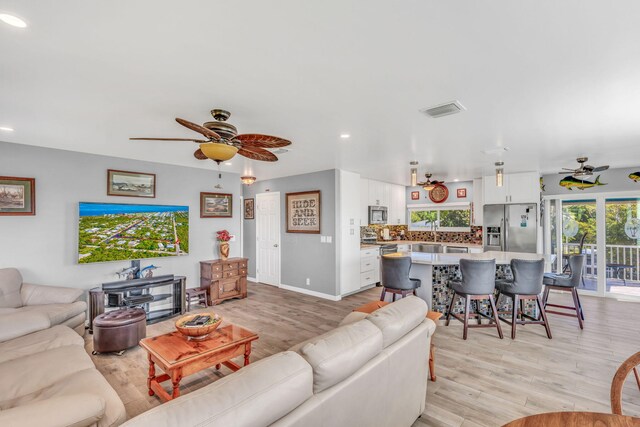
top-left (0, 393), bottom-right (105, 427)
top-left (21, 282), bottom-right (84, 306)
top-left (0, 311), bottom-right (50, 343)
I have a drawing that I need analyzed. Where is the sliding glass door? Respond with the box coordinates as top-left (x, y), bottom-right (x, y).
top-left (605, 198), bottom-right (640, 297)
top-left (561, 200), bottom-right (597, 291)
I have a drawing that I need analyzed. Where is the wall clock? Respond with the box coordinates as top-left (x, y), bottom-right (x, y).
top-left (429, 184), bottom-right (449, 203)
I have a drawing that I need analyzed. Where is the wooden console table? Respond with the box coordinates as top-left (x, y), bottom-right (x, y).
top-left (140, 324), bottom-right (258, 402)
top-left (200, 258), bottom-right (248, 305)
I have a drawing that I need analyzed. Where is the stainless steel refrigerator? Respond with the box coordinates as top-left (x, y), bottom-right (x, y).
top-left (483, 204), bottom-right (538, 253)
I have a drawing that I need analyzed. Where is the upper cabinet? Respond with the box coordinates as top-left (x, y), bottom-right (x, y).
top-left (483, 172), bottom-right (540, 205)
top-left (472, 178), bottom-right (483, 226)
top-left (360, 178), bottom-right (406, 225)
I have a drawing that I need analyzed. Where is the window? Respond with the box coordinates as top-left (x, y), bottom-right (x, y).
top-left (408, 204), bottom-right (471, 232)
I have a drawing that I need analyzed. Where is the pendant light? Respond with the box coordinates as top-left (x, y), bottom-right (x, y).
top-left (495, 161), bottom-right (504, 187)
top-left (241, 176), bottom-right (257, 185)
top-left (410, 161), bottom-right (419, 186)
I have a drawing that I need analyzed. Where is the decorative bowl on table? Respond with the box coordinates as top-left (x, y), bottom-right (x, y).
top-left (175, 312), bottom-right (222, 340)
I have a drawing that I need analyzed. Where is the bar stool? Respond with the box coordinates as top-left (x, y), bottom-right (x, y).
top-left (543, 254), bottom-right (586, 329)
top-left (185, 288), bottom-right (209, 311)
top-left (446, 259), bottom-right (503, 340)
top-left (379, 255), bottom-right (421, 302)
top-left (495, 259), bottom-right (552, 339)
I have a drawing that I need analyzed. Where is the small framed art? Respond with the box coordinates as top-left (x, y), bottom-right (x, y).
top-left (411, 191), bottom-right (420, 200)
top-left (200, 192), bottom-right (233, 218)
top-left (0, 176), bottom-right (35, 216)
top-left (244, 198), bottom-right (255, 220)
top-left (107, 170), bottom-right (156, 198)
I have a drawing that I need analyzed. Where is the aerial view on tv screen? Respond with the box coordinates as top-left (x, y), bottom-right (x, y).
top-left (78, 202), bottom-right (189, 264)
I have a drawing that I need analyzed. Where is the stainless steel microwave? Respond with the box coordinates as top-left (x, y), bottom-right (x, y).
top-left (368, 206), bottom-right (388, 224)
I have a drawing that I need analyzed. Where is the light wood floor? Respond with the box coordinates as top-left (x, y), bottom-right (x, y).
top-left (86, 282), bottom-right (640, 426)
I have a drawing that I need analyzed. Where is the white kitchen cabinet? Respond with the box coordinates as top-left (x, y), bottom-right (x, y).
top-left (483, 172), bottom-right (539, 205)
top-left (359, 178), bottom-right (369, 225)
top-left (472, 178), bottom-right (483, 226)
top-left (388, 184), bottom-right (407, 225)
top-left (360, 247), bottom-right (380, 288)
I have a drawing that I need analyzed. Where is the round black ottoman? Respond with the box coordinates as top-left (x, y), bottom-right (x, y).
top-left (93, 307), bottom-right (147, 355)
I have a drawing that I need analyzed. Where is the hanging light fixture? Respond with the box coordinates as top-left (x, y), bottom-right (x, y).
top-left (241, 176), bottom-right (257, 185)
top-left (199, 142), bottom-right (238, 163)
top-left (495, 161), bottom-right (504, 187)
top-left (410, 161), bottom-right (419, 186)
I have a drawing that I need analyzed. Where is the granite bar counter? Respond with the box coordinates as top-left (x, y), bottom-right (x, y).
top-left (383, 251), bottom-right (552, 315)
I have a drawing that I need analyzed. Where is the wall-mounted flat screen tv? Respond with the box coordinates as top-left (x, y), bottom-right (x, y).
top-left (78, 202), bottom-right (189, 264)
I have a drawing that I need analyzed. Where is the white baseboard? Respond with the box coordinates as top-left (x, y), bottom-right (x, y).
top-left (279, 283), bottom-right (342, 301)
top-left (247, 276), bottom-right (257, 283)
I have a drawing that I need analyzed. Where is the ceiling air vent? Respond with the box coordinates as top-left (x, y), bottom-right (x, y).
top-left (420, 100), bottom-right (466, 118)
top-left (270, 147), bottom-right (291, 155)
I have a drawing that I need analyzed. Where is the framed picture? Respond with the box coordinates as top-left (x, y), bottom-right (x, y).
top-left (286, 190), bottom-right (321, 233)
top-left (0, 176), bottom-right (35, 216)
top-left (456, 188), bottom-right (467, 198)
top-left (411, 191), bottom-right (420, 200)
top-left (200, 192), bottom-right (232, 218)
top-left (107, 169), bottom-right (156, 198)
top-left (244, 198), bottom-right (255, 220)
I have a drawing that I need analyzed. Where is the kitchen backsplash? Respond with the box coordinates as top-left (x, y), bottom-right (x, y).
top-left (362, 224), bottom-right (483, 245)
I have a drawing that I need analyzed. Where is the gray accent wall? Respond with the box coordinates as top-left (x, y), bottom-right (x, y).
top-left (542, 167), bottom-right (640, 196)
top-left (243, 169), bottom-right (338, 296)
top-left (0, 141), bottom-right (242, 289)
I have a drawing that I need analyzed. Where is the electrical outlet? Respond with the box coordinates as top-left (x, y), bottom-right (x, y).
top-left (306, 278), bottom-right (310, 286)
top-left (327, 236), bottom-right (332, 243)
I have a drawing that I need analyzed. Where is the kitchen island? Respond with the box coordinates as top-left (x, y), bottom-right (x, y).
top-left (383, 251), bottom-right (552, 315)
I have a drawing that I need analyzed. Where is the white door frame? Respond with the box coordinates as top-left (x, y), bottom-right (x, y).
top-left (256, 192), bottom-right (281, 286)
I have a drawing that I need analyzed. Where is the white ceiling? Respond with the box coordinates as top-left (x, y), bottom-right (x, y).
top-left (1, 1), bottom-right (640, 186)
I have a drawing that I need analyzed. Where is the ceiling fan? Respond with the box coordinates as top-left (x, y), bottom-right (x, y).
top-left (558, 157), bottom-right (609, 178)
top-left (416, 173), bottom-right (444, 191)
top-left (130, 109), bottom-right (291, 163)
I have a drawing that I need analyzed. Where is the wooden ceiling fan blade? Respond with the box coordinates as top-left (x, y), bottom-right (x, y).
top-left (175, 118), bottom-right (221, 140)
top-left (130, 137), bottom-right (208, 142)
top-left (234, 134), bottom-right (291, 148)
top-left (238, 147), bottom-right (278, 162)
top-left (193, 148), bottom-right (208, 160)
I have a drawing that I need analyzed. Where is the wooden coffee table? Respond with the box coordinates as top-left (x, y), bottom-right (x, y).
top-left (140, 324), bottom-right (258, 402)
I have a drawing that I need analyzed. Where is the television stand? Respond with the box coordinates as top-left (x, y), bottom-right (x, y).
top-left (89, 275), bottom-right (186, 333)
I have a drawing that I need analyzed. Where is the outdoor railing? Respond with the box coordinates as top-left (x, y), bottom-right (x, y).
top-left (559, 243), bottom-right (640, 282)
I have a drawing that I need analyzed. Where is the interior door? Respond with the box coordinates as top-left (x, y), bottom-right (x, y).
top-left (256, 192), bottom-right (281, 286)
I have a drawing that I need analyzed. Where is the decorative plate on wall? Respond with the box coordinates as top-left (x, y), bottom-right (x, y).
top-left (429, 184), bottom-right (449, 203)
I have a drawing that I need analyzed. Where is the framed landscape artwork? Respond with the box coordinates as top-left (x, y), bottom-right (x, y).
top-left (0, 176), bottom-right (35, 216)
top-left (201, 192), bottom-right (232, 218)
top-left (286, 190), bottom-right (321, 233)
top-left (244, 198), bottom-right (254, 220)
top-left (107, 170), bottom-right (156, 198)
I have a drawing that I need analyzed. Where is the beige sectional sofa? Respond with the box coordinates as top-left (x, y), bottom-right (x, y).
top-left (124, 296), bottom-right (435, 427)
top-left (0, 268), bottom-right (87, 337)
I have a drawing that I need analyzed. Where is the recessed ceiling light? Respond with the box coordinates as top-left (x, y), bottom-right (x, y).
top-left (224, 162), bottom-right (232, 166)
top-left (0, 126), bottom-right (14, 132)
top-left (0, 14), bottom-right (27, 28)
top-left (340, 133), bottom-right (350, 139)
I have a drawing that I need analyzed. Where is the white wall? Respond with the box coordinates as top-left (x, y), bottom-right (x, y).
top-left (0, 141), bottom-right (242, 289)
top-left (337, 170), bottom-right (361, 295)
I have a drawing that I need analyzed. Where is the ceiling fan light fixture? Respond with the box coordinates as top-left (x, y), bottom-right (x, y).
top-left (241, 176), bottom-right (257, 185)
top-left (495, 162), bottom-right (504, 187)
top-left (423, 183), bottom-right (435, 191)
top-left (199, 143), bottom-right (238, 162)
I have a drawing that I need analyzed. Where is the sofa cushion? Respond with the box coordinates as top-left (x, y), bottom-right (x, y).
top-left (0, 393), bottom-right (106, 427)
top-left (0, 268), bottom-right (23, 309)
top-left (297, 319), bottom-right (383, 393)
top-left (338, 311), bottom-right (368, 326)
top-left (365, 296), bottom-right (428, 348)
top-left (21, 283), bottom-right (84, 306)
top-left (0, 325), bottom-right (83, 364)
top-left (0, 311), bottom-right (50, 344)
top-left (0, 345), bottom-right (95, 404)
top-left (18, 301), bottom-right (87, 326)
top-left (123, 351), bottom-right (312, 427)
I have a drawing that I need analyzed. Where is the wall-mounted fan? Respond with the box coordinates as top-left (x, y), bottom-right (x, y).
top-left (558, 157), bottom-right (609, 178)
top-left (131, 109), bottom-right (291, 163)
top-left (416, 173), bottom-right (444, 191)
